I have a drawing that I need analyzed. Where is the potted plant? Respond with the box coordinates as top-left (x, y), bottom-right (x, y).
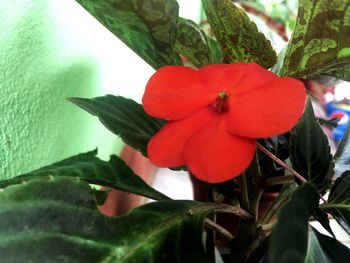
top-left (1, 0), bottom-right (350, 262)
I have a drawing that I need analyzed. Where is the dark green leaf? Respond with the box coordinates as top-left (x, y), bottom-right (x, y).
top-left (0, 150), bottom-right (169, 201)
top-left (318, 117), bottom-right (340, 128)
top-left (209, 180), bottom-right (239, 206)
top-left (269, 183), bottom-right (319, 263)
top-left (76, 0), bottom-right (179, 69)
top-left (334, 121), bottom-right (350, 176)
top-left (0, 177), bottom-right (243, 262)
top-left (231, 154), bottom-right (264, 262)
top-left (313, 208), bottom-right (335, 237)
top-left (280, 0), bottom-right (350, 79)
top-left (321, 171), bottom-right (350, 235)
top-left (241, 153), bottom-right (263, 215)
top-left (69, 95), bottom-right (165, 156)
top-left (93, 189), bottom-right (110, 205)
top-left (290, 99), bottom-right (333, 191)
top-left (246, 235), bottom-right (270, 263)
top-left (259, 183), bottom-right (298, 225)
top-left (305, 227), bottom-right (350, 263)
top-left (201, 0), bottom-right (277, 68)
top-left (175, 17), bottom-right (211, 68)
top-left (0, 177), bottom-right (120, 263)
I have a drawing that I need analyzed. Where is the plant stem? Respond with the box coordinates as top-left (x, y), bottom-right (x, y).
top-left (260, 223), bottom-right (275, 232)
top-left (256, 142), bottom-right (328, 203)
top-left (205, 185), bottom-right (215, 263)
top-left (240, 173), bottom-right (251, 212)
top-left (213, 204), bottom-right (253, 220)
top-left (259, 188), bottom-right (292, 225)
top-left (256, 142), bottom-right (307, 183)
top-left (264, 175), bottom-right (295, 187)
top-left (204, 218), bottom-right (234, 241)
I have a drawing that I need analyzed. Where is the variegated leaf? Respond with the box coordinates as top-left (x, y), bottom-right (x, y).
top-left (202, 0), bottom-right (277, 69)
top-left (76, 0), bottom-right (179, 69)
top-left (281, 0), bottom-right (350, 79)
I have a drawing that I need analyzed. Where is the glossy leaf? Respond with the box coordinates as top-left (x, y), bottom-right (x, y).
top-left (69, 95), bottom-right (165, 156)
top-left (175, 17), bottom-right (211, 67)
top-left (281, 0), bottom-right (350, 79)
top-left (76, 0), bottom-right (179, 69)
top-left (290, 99), bottom-right (333, 191)
top-left (305, 227), bottom-right (350, 263)
top-left (269, 183), bottom-right (319, 263)
top-left (0, 150), bottom-right (169, 201)
top-left (201, 0), bottom-right (277, 69)
top-left (334, 121), bottom-right (350, 176)
top-left (321, 171), bottom-right (350, 235)
top-left (0, 177), bottom-right (237, 262)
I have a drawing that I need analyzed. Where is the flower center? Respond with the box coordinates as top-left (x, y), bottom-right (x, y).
top-left (212, 91), bottom-right (229, 114)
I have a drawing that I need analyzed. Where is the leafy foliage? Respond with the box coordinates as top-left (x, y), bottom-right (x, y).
top-left (3, 1), bottom-right (349, 262)
top-left (281, 0), bottom-right (350, 79)
top-left (202, 0), bottom-right (277, 68)
top-left (326, 65), bottom-right (350, 81)
top-left (0, 149), bottom-right (169, 201)
top-left (334, 122), bottom-right (350, 176)
top-left (0, 177), bottom-right (231, 262)
top-left (313, 208), bottom-right (335, 237)
top-left (207, 37), bottom-right (224, 63)
top-left (175, 17), bottom-right (212, 68)
top-left (69, 96), bottom-right (165, 156)
top-left (290, 99), bottom-right (333, 191)
top-left (76, 0), bottom-right (180, 69)
top-left (322, 171), bottom-right (350, 235)
top-left (269, 183), bottom-right (319, 263)
top-left (306, 227), bottom-right (350, 263)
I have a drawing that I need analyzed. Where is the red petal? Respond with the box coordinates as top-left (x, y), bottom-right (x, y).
top-left (142, 66), bottom-right (216, 120)
top-left (199, 62), bottom-right (277, 94)
top-left (199, 63), bottom-right (244, 92)
top-left (148, 109), bottom-right (216, 167)
top-left (183, 115), bottom-right (256, 183)
top-left (228, 77), bottom-right (306, 138)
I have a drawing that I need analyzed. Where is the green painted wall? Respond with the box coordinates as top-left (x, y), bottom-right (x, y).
top-left (0, 0), bottom-right (155, 179)
top-left (0, 0), bottom-right (203, 179)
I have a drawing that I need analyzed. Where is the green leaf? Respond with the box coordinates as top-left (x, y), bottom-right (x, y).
top-left (76, 0), bottom-right (180, 69)
top-left (69, 95), bottom-right (165, 156)
top-left (269, 183), bottom-right (319, 263)
top-left (0, 150), bottom-right (169, 201)
top-left (207, 37), bottom-right (224, 64)
top-left (201, 0), bottom-right (277, 68)
top-left (175, 17), bottom-right (211, 68)
top-left (334, 121), bottom-right (350, 176)
top-left (306, 227), bottom-right (350, 263)
top-left (325, 65), bottom-right (350, 81)
top-left (290, 99), bottom-right (333, 191)
top-left (321, 171), bottom-right (350, 235)
top-left (313, 208), bottom-right (335, 237)
top-left (0, 177), bottom-right (243, 262)
top-left (280, 0), bottom-right (350, 78)
top-left (259, 183), bottom-right (298, 225)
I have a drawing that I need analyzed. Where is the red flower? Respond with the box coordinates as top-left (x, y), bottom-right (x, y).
top-left (142, 62), bottom-right (306, 183)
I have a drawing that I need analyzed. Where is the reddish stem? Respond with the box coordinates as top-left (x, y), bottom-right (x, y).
top-left (256, 142), bottom-right (328, 204)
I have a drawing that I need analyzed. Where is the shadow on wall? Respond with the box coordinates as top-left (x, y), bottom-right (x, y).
top-left (0, 0), bottom-right (123, 179)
